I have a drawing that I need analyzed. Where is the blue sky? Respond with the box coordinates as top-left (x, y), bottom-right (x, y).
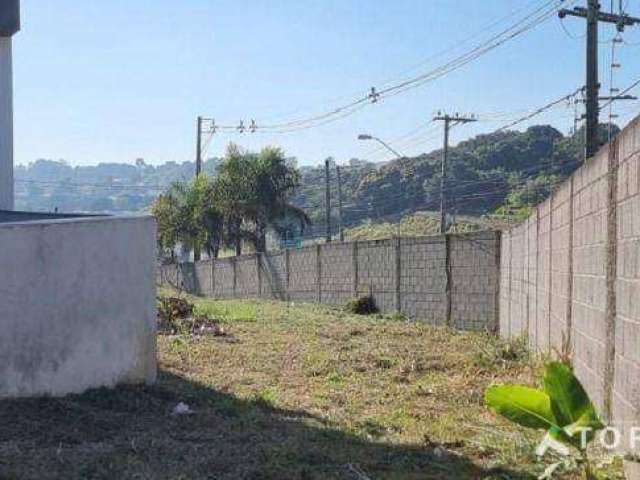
top-left (13, 0), bottom-right (640, 167)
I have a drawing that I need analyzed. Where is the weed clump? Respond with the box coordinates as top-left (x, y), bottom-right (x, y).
top-left (344, 295), bottom-right (379, 315)
top-left (157, 295), bottom-right (226, 336)
top-left (157, 296), bottom-right (194, 333)
top-left (473, 335), bottom-right (529, 369)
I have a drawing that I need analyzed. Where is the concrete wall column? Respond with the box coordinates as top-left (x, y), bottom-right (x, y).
top-left (0, 37), bottom-right (14, 210)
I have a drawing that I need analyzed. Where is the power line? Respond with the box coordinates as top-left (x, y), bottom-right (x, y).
top-left (496, 87), bottom-right (583, 131)
top-left (204, 0), bottom-right (569, 135)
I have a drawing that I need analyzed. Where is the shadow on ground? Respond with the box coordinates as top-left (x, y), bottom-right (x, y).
top-left (0, 370), bottom-right (534, 480)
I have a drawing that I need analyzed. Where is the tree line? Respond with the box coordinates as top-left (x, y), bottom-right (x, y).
top-left (152, 145), bottom-right (309, 261)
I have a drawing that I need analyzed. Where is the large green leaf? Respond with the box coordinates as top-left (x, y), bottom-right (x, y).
top-left (562, 407), bottom-right (605, 449)
top-left (485, 384), bottom-right (559, 430)
top-left (543, 362), bottom-right (594, 427)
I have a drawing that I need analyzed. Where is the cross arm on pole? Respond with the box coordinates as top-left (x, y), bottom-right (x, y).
top-left (559, 7), bottom-right (640, 29)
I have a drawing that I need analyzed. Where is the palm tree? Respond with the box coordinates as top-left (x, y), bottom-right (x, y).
top-left (224, 145), bottom-right (310, 252)
top-left (152, 174), bottom-right (223, 261)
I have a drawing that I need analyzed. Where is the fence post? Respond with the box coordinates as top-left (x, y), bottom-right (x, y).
top-left (211, 258), bottom-right (216, 299)
top-left (316, 244), bottom-right (322, 303)
top-left (444, 234), bottom-right (452, 326)
top-left (285, 249), bottom-right (290, 301)
top-left (533, 207), bottom-right (540, 352)
top-left (232, 257), bottom-right (237, 298)
top-left (256, 253), bottom-right (262, 298)
top-left (352, 241), bottom-right (359, 298)
top-left (394, 237), bottom-right (401, 312)
top-left (566, 176), bottom-right (574, 350)
top-left (494, 230), bottom-right (501, 333)
top-left (603, 140), bottom-right (619, 423)
top-left (547, 191), bottom-right (554, 356)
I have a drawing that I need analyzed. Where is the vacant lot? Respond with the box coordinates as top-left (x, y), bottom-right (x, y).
top-left (0, 296), bottom-right (622, 479)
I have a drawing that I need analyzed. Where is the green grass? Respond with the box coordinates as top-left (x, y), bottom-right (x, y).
top-left (0, 295), bottom-right (624, 479)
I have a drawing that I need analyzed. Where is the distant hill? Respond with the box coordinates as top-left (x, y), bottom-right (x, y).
top-left (15, 124), bottom-right (617, 231)
top-left (293, 124), bottom-right (618, 232)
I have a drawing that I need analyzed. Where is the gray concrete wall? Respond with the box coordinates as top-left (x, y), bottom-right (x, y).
top-left (0, 36), bottom-right (14, 210)
top-left (160, 231), bottom-right (501, 331)
top-left (0, 215), bottom-right (157, 397)
top-left (499, 114), bottom-right (640, 450)
top-left (613, 117), bottom-right (640, 449)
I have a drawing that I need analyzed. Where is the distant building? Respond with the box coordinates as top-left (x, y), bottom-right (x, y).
top-left (348, 158), bottom-right (372, 168)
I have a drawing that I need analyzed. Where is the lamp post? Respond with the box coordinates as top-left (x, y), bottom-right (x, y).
top-left (357, 134), bottom-right (404, 159)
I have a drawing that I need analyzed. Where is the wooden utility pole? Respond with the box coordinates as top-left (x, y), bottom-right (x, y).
top-left (324, 158), bottom-right (332, 243)
top-left (559, 1), bottom-right (640, 158)
top-left (336, 165), bottom-right (344, 242)
top-left (433, 113), bottom-right (477, 234)
top-left (195, 115), bottom-right (203, 176)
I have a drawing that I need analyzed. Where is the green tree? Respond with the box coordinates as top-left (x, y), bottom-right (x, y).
top-left (212, 144), bottom-right (253, 256)
top-left (152, 174), bottom-right (223, 260)
top-left (248, 146), bottom-right (308, 252)
top-left (214, 144), bottom-right (309, 254)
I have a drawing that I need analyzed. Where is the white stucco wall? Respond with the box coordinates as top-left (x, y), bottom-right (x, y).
top-left (0, 37), bottom-right (13, 210)
top-left (0, 215), bottom-right (157, 397)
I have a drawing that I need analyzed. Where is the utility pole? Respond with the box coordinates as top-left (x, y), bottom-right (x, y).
top-left (324, 158), bottom-right (332, 243)
top-left (336, 164), bottom-right (344, 242)
top-left (195, 115), bottom-right (203, 176)
top-left (433, 113), bottom-right (477, 234)
top-left (559, 1), bottom-right (640, 158)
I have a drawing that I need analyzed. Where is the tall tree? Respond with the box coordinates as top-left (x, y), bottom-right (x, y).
top-left (249, 147), bottom-right (308, 252)
top-left (213, 144), bottom-right (253, 256)
top-left (152, 174), bottom-right (223, 260)
top-left (214, 144), bottom-right (309, 253)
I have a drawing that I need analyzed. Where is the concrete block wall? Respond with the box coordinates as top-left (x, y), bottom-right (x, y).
top-left (235, 255), bottom-right (259, 297)
top-left (499, 114), bottom-right (640, 448)
top-left (213, 258), bottom-right (234, 298)
top-left (159, 231), bottom-right (501, 331)
top-left (505, 222), bottom-right (530, 339)
top-left (356, 239), bottom-right (396, 313)
top-left (399, 236), bottom-right (447, 325)
top-left (450, 231), bottom-right (500, 331)
top-left (288, 247), bottom-right (318, 303)
top-left (613, 116), bottom-right (640, 448)
top-left (499, 227), bottom-right (512, 336)
top-left (194, 260), bottom-right (213, 296)
top-left (319, 242), bottom-right (355, 306)
top-left (526, 215), bottom-right (539, 347)
top-left (260, 252), bottom-right (287, 300)
top-left (572, 148), bottom-right (610, 413)
top-left (550, 179), bottom-right (572, 354)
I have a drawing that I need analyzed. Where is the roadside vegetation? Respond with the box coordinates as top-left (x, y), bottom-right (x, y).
top-left (343, 212), bottom-right (484, 241)
top-left (152, 144), bottom-right (309, 261)
top-left (0, 294), bottom-right (624, 479)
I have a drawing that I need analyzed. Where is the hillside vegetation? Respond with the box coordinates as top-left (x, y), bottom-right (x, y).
top-left (17, 125), bottom-right (616, 233)
top-left (343, 212), bottom-right (485, 241)
top-left (296, 124), bottom-right (616, 230)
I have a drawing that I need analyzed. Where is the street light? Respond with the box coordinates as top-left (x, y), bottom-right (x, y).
top-left (357, 134), bottom-right (404, 159)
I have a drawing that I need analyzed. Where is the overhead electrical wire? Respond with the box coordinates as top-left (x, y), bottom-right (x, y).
top-left (495, 87), bottom-right (583, 131)
top-left (240, 0), bottom-right (571, 134)
top-left (600, 75), bottom-right (640, 109)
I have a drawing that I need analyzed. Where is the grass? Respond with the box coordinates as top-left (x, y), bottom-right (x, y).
top-left (344, 212), bottom-right (484, 241)
top-left (0, 294), bottom-right (624, 479)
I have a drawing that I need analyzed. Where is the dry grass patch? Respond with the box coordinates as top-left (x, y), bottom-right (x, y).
top-left (0, 294), bottom-right (623, 479)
